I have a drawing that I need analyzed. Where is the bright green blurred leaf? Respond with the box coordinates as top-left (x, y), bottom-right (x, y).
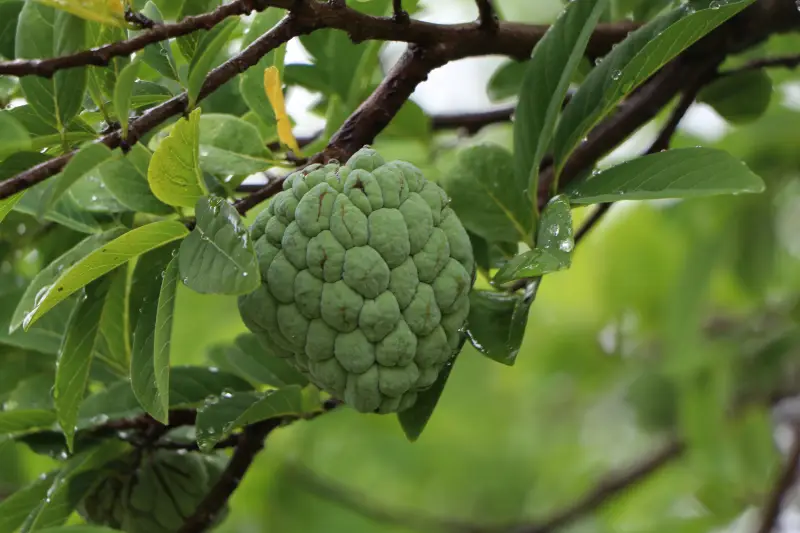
top-left (488, 60), bottom-right (526, 102)
top-left (0, 111), bottom-right (31, 159)
top-left (179, 196), bottom-right (260, 295)
top-left (114, 59), bottom-right (142, 140)
top-left (0, 471), bottom-right (58, 533)
top-left (698, 69), bottom-right (773, 125)
top-left (208, 333), bottom-right (308, 388)
top-left (33, 0), bottom-right (125, 27)
top-left (0, 410), bottom-right (56, 436)
top-left (198, 114), bottom-right (273, 176)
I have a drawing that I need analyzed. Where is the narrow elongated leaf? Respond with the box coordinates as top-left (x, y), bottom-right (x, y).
top-left (0, 471), bottom-right (58, 533)
top-left (265, 66), bottom-right (301, 154)
top-left (33, 0), bottom-right (125, 27)
top-left (568, 148), bottom-right (765, 205)
top-left (514, 0), bottom-right (607, 201)
top-left (398, 354), bottom-right (459, 441)
top-left (466, 281), bottom-right (538, 366)
top-left (442, 144), bottom-right (530, 243)
top-left (54, 278), bottom-right (112, 451)
top-left (494, 195), bottom-right (574, 283)
top-left (38, 143), bottom-right (114, 219)
top-left (10, 229), bottom-right (126, 333)
top-left (187, 18), bottom-right (238, 108)
top-left (98, 145), bottom-right (173, 215)
top-left (16, 4), bottom-right (87, 129)
top-left (94, 266), bottom-right (130, 374)
top-left (148, 109), bottom-right (207, 208)
top-left (195, 387), bottom-right (304, 452)
top-left (240, 11), bottom-right (285, 131)
top-left (179, 196), bottom-right (260, 295)
top-left (114, 60), bottom-right (141, 140)
top-left (0, 1), bottom-right (24, 60)
top-left (208, 333), bottom-right (307, 388)
top-left (23, 221), bottom-right (189, 330)
top-left (130, 254), bottom-right (177, 424)
top-left (0, 112), bottom-right (31, 159)
top-left (78, 366), bottom-right (253, 426)
top-left (0, 192), bottom-right (25, 224)
top-left (553, 0), bottom-right (755, 172)
top-left (198, 114), bottom-right (273, 175)
top-left (136, 2), bottom-right (179, 82)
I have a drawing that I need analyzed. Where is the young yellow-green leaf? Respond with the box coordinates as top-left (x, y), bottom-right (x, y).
top-left (198, 114), bottom-right (273, 176)
top-left (23, 221), bottom-right (189, 330)
top-left (494, 195), bottom-right (574, 283)
top-left (514, 0), bottom-right (607, 205)
top-left (398, 354), bottom-right (459, 441)
top-left (195, 387), bottom-right (304, 452)
top-left (10, 229), bottom-right (126, 333)
top-left (54, 277), bottom-right (112, 451)
top-left (187, 18), bottom-right (238, 108)
top-left (16, 4), bottom-right (87, 129)
top-left (697, 69), bottom-right (773, 125)
top-left (37, 143), bottom-right (115, 219)
top-left (131, 254), bottom-right (178, 424)
top-left (553, 0), bottom-right (755, 173)
top-left (114, 59), bottom-right (141, 140)
top-left (33, 0), bottom-right (125, 27)
top-left (0, 112), bottom-right (31, 159)
top-left (147, 108), bottom-right (207, 208)
top-left (441, 143), bottom-right (531, 244)
top-left (179, 196), bottom-right (260, 295)
top-left (0, 192), bottom-right (25, 224)
top-left (568, 148), bottom-right (765, 205)
top-left (264, 66), bottom-right (301, 155)
top-left (466, 282), bottom-right (538, 366)
top-left (99, 145), bottom-right (173, 215)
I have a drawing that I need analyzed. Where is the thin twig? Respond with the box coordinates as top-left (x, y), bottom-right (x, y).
top-left (728, 53), bottom-right (800, 75)
top-left (756, 425), bottom-right (800, 533)
top-left (0, 0), bottom-right (266, 77)
top-left (475, 0), bottom-right (498, 31)
top-left (392, 0), bottom-right (409, 24)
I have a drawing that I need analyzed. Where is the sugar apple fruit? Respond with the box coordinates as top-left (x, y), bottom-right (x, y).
top-left (80, 449), bottom-right (228, 533)
top-left (238, 147), bottom-right (475, 414)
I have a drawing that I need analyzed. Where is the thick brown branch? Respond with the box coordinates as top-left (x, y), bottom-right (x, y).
top-left (475, 0), bottom-right (499, 31)
top-left (0, 15), bottom-right (305, 201)
top-left (756, 425), bottom-right (800, 533)
top-left (0, 0), bottom-right (270, 77)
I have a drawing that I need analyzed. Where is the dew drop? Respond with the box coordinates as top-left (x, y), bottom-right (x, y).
top-left (559, 239), bottom-right (574, 252)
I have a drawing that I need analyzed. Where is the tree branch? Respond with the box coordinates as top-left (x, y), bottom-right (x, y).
top-left (729, 53), bottom-right (800, 75)
top-left (475, 0), bottom-right (499, 31)
top-left (0, 0), bottom-right (269, 77)
top-left (756, 425), bottom-right (800, 533)
top-left (431, 106), bottom-right (515, 134)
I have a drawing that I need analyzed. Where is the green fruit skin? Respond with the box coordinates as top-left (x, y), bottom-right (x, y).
top-left (80, 449), bottom-right (229, 533)
top-left (238, 147), bottom-right (476, 414)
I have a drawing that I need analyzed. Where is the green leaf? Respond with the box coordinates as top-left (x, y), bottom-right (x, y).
top-left (35, 528), bottom-right (125, 533)
top-left (179, 196), bottom-right (260, 295)
top-left (466, 283), bottom-right (537, 366)
top-left (54, 277), bottom-right (112, 451)
top-left (176, 0), bottom-right (221, 62)
top-left (0, 1), bottom-right (23, 60)
top-left (21, 440), bottom-right (130, 533)
top-left (195, 387), bottom-right (304, 452)
top-left (0, 111), bottom-right (31, 159)
top-left (553, 0), bottom-right (755, 173)
top-left (514, 0), bottom-right (607, 202)
top-left (697, 69), bottom-right (773, 125)
top-left (137, 2), bottom-right (179, 82)
top-left (0, 410), bottom-right (56, 436)
top-left (494, 195), bottom-right (574, 283)
top-left (1, 291), bottom-right (76, 356)
top-left (488, 60), bottom-right (526, 102)
top-left (147, 108), bottom-right (207, 208)
top-left (98, 145), bottom-right (173, 215)
top-left (0, 471), bottom-right (58, 533)
top-left (187, 18), bottom-right (238, 108)
top-left (0, 192), bottom-right (25, 224)
top-left (10, 229), bottom-right (126, 333)
top-left (78, 366), bottom-right (253, 427)
top-left (130, 255), bottom-right (177, 424)
top-left (15, 3), bottom-right (87, 129)
top-left (198, 114), bottom-right (273, 176)
top-left (208, 333), bottom-right (307, 388)
top-left (398, 354), bottom-right (459, 441)
top-left (568, 148), bottom-right (765, 205)
top-left (23, 221), bottom-right (189, 330)
top-left (113, 59), bottom-right (141, 140)
top-left (94, 266), bottom-right (130, 374)
top-left (38, 143), bottom-right (114, 219)
top-left (441, 144), bottom-right (530, 243)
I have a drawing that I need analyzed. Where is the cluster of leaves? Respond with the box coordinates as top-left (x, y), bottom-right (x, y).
top-left (0, 0), bottom-right (784, 530)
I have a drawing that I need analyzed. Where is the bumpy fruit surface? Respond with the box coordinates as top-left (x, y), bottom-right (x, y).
top-left (238, 147), bottom-right (475, 413)
top-left (80, 449), bottom-right (228, 533)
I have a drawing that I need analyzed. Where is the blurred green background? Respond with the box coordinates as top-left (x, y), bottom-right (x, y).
top-left (4, 1), bottom-right (800, 532)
